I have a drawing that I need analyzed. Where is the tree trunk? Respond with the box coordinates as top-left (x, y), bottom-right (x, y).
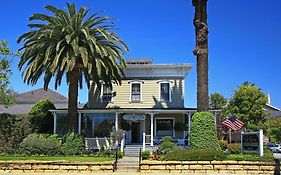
top-left (68, 68), bottom-right (79, 132)
top-left (193, 0), bottom-right (209, 112)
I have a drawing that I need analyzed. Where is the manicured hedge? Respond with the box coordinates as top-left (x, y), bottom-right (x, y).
top-left (190, 112), bottom-right (220, 150)
top-left (0, 113), bottom-right (31, 148)
top-left (163, 149), bottom-right (225, 161)
top-left (19, 134), bottom-right (61, 155)
top-left (61, 132), bottom-right (85, 155)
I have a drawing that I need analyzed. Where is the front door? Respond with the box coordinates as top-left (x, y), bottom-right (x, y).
top-left (131, 122), bottom-right (141, 143)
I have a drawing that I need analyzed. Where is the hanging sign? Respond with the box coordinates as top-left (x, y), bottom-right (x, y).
top-left (123, 114), bottom-right (145, 121)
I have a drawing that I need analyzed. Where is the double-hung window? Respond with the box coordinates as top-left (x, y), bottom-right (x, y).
top-left (156, 118), bottom-right (174, 137)
top-left (101, 84), bottom-right (113, 102)
top-left (160, 82), bottom-right (171, 102)
top-left (130, 82), bottom-right (141, 102)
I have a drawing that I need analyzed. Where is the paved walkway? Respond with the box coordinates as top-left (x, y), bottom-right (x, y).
top-left (0, 173), bottom-right (234, 175)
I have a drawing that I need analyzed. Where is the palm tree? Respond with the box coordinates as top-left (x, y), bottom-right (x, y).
top-left (192, 0), bottom-right (209, 112)
top-left (17, 3), bottom-right (128, 132)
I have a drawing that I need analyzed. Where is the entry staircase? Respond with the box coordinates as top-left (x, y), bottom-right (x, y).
top-left (116, 145), bottom-right (142, 172)
top-left (124, 145), bottom-right (142, 157)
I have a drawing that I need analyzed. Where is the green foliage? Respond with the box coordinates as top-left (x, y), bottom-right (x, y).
top-left (263, 118), bottom-right (281, 142)
top-left (226, 143), bottom-right (241, 154)
top-left (225, 149), bottom-right (273, 161)
top-left (218, 140), bottom-right (228, 151)
top-left (19, 133), bottom-right (61, 155)
top-left (0, 40), bottom-right (18, 106)
top-left (222, 83), bottom-right (267, 129)
top-left (163, 149), bottom-right (225, 161)
top-left (209, 93), bottom-right (227, 109)
top-left (96, 149), bottom-right (123, 158)
top-left (61, 132), bottom-right (85, 155)
top-left (190, 112), bottom-right (220, 150)
top-left (17, 3), bottom-right (128, 131)
top-left (156, 136), bottom-right (175, 155)
top-left (261, 148), bottom-right (274, 161)
top-left (141, 151), bottom-right (151, 160)
top-left (28, 98), bottom-right (55, 133)
top-left (162, 136), bottom-right (172, 142)
top-left (0, 113), bottom-right (31, 148)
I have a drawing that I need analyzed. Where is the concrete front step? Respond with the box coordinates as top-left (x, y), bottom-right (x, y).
top-left (116, 156), bottom-right (139, 172)
top-left (124, 145), bottom-right (142, 157)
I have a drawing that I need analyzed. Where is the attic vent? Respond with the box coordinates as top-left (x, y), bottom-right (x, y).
top-left (126, 59), bottom-right (152, 65)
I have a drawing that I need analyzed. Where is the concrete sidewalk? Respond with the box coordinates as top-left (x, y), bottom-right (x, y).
top-left (0, 173), bottom-right (241, 175)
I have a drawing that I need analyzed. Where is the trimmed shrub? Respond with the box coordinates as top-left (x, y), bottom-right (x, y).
top-left (227, 143), bottom-right (241, 154)
top-left (190, 112), bottom-right (220, 150)
top-left (0, 113), bottom-right (31, 148)
top-left (141, 151), bottom-right (151, 160)
top-left (156, 136), bottom-right (175, 155)
top-left (28, 99), bottom-right (55, 133)
top-left (19, 133), bottom-right (61, 155)
top-left (61, 132), bottom-right (85, 155)
top-left (218, 140), bottom-right (228, 151)
top-left (163, 149), bottom-right (225, 161)
top-left (97, 149), bottom-right (123, 158)
top-left (162, 136), bottom-right (172, 142)
top-left (261, 148), bottom-right (274, 161)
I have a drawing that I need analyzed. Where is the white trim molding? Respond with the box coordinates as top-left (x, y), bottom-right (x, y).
top-left (129, 80), bottom-right (143, 103)
top-left (100, 83), bottom-right (114, 103)
top-left (158, 80), bottom-right (173, 102)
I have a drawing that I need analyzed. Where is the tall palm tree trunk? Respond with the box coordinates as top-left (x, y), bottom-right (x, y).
top-left (193, 0), bottom-right (209, 112)
top-left (68, 68), bottom-right (79, 132)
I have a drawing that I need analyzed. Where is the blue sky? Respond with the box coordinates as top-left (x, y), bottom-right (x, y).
top-left (1, 0), bottom-right (281, 108)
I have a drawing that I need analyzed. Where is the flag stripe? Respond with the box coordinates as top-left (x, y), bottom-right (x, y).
top-left (221, 117), bottom-right (244, 131)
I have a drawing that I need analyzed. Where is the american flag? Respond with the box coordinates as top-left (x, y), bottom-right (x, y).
top-left (221, 116), bottom-right (244, 131)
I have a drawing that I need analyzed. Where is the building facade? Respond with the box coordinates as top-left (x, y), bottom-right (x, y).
top-left (51, 59), bottom-right (218, 149)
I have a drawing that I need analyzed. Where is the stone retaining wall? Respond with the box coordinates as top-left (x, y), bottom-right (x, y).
top-left (0, 161), bottom-right (114, 173)
top-left (140, 160), bottom-right (279, 174)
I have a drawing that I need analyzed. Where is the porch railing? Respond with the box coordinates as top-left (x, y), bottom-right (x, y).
top-left (85, 137), bottom-right (114, 150)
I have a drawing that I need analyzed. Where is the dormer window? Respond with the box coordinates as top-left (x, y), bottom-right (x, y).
top-left (159, 81), bottom-right (172, 102)
top-left (101, 84), bottom-right (113, 102)
top-left (130, 81), bottom-right (142, 103)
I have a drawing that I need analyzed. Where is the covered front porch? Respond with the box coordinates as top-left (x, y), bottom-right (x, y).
top-left (50, 108), bottom-right (219, 151)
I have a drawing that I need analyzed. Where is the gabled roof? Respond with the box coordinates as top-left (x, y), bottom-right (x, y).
top-left (15, 88), bottom-right (68, 104)
top-left (265, 103), bottom-right (281, 111)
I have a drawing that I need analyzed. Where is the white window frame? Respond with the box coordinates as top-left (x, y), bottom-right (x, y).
top-left (154, 117), bottom-right (175, 138)
top-left (100, 83), bottom-right (114, 103)
top-left (129, 81), bottom-right (143, 103)
top-left (158, 81), bottom-right (172, 102)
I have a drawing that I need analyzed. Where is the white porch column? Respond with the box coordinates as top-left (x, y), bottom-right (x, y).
top-left (78, 112), bottom-right (82, 134)
top-left (214, 111), bottom-right (217, 125)
top-left (150, 112), bottom-right (154, 146)
top-left (53, 112), bottom-right (57, 134)
top-left (187, 112), bottom-right (191, 146)
top-left (142, 133), bottom-right (146, 151)
top-left (115, 111), bottom-right (119, 130)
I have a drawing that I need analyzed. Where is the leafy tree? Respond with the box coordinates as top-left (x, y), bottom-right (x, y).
top-left (209, 93), bottom-right (227, 109)
top-left (190, 112), bottom-right (220, 150)
top-left (263, 119), bottom-right (281, 143)
top-left (0, 40), bottom-right (17, 106)
top-left (193, 0), bottom-right (209, 111)
top-left (222, 83), bottom-right (267, 129)
top-left (0, 113), bottom-right (32, 148)
top-left (28, 98), bottom-right (55, 133)
top-left (17, 3), bottom-right (128, 132)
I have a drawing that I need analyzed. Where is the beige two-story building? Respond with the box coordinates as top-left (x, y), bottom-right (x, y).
top-left (51, 59), bottom-right (219, 149)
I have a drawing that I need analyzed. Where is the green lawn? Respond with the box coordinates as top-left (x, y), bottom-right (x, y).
top-left (0, 156), bottom-right (114, 162)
